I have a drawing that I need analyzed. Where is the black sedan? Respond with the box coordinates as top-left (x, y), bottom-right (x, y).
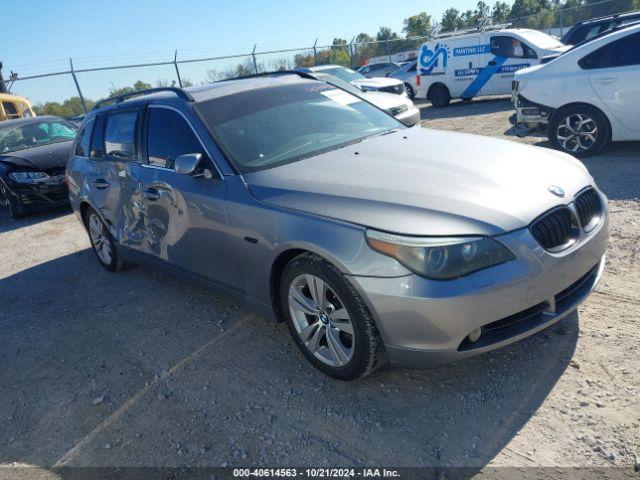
top-left (0, 116), bottom-right (77, 218)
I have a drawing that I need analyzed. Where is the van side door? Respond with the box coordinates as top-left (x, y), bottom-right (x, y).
top-left (487, 34), bottom-right (537, 96)
top-left (453, 34), bottom-right (493, 99)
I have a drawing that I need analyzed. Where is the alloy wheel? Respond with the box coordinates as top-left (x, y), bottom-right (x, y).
top-left (556, 113), bottom-right (598, 153)
top-left (88, 212), bottom-right (113, 265)
top-left (288, 274), bottom-right (355, 367)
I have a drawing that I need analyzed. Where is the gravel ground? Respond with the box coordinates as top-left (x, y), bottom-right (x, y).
top-left (0, 97), bottom-right (638, 475)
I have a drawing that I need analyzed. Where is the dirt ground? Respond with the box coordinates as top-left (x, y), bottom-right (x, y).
top-left (1, 97), bottom-right (638, 475)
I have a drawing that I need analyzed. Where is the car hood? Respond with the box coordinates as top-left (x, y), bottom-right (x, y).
top-left (362, 91), bottom-right (412, 110)
top-left (0, 141), bottom-right (73, 170)
top-left (245, 127), bottom-right (594, 236)
top-left (351, 77), bottom-right (402, 89)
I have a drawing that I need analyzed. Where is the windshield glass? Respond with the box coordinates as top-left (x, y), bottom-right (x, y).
top-left (319, 67), bottom-right (365, 82)
top-left (521, 30), bottom-right (566, 50)
top-left (196, 82), bottom-right (402, 173)
top-left (0, 119), bottom-right (77, 154)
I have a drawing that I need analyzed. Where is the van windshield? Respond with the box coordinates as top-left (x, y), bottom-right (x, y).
top-left (521, 30), bottom-right (566, 50)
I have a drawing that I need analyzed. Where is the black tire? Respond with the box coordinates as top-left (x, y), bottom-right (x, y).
top-left (83, 207), bottom-right (126, 272)
top-left (280, 253), bottom-right (387, 380)
top-left (0, 185), bottom-right (26, 219)
top-left (549, 105), bottom-right (610, 158)
top-left (429, 85), bottom-right (451, 108)
top-left (405, 83), bottom-right (415, 100)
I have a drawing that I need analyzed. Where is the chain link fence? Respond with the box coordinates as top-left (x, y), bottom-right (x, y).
top-left (4, 0), bottom-right (636, 116)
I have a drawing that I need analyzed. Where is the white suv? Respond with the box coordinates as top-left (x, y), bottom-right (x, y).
top-left (513, 24), bottom-right (640, 156)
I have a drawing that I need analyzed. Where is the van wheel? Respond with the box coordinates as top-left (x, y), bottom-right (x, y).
top-left (549, 105), bottom-right (609, 157)
top-left (84, 207), bottom-right (126, 272)
top-left (429, 85), bottom-right (451, 108)
top-left (405, 83), bottom-right (415, 100)
top-left (280, 253), bottom-right (387, 380)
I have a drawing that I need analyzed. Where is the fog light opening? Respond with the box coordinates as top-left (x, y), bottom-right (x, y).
top-left (467, 327), bottom-right (482, 343)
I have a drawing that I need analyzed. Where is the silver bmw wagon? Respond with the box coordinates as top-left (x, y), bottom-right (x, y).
top-left (67, 74), bottom-right (608, 380)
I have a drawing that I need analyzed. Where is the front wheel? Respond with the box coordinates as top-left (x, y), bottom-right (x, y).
top-left (85, 208), bottom-right (126, 272)
top-left (0, 185), bottom-right (26, 219)
top-left (429, 85), bottom-right (451, 108)
top-left (549, 105), bottom-right (610, 157)
top-left (280, 253), bottom-right (387, 380)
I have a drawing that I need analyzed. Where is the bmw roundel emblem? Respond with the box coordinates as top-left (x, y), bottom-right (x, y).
top-left (548, 185), bottom-right (565, 197)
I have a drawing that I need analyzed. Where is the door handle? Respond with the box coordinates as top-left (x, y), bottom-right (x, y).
top-left (142, 188), bottom-right (161, 200)
top-left (92, 179), bottom-right (110, 189)
top-left (594, 77), bottom-right (617, 85)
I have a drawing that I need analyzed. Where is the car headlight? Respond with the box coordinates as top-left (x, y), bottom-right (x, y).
top-left (9, 171), bottom-right (50, 183)
top-left (366, 229), bottom-right (515, 280)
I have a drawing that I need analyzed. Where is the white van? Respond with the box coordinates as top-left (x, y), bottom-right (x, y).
top-left (416, 28), bottom-right (569, 107)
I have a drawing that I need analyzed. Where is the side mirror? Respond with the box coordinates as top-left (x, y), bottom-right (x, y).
top-left (175, 153), bottom-right (202, 175)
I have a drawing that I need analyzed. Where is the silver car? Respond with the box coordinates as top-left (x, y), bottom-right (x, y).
top-left (67, 76), bottom-right (608, 380)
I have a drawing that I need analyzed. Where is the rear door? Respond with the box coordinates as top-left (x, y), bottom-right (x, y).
top-left (82, 109), bottom-right (143, 239)
top-left (135, 105), bottom-right (241, 289)
top-left (487, 34), bottom-right (537, 95)
top-left (581, 31), bottom-right (640, 133)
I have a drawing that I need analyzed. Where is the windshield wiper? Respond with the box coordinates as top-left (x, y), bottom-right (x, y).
top-left (360, 128), bottom-right (400, 142)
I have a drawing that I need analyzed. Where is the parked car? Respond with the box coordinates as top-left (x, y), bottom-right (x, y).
top-left (357, 62), bottom-right (400, 78)
top-left (0, 93), bottom-right (36, 121)
top-left (561, 10), bottom-right (640, 45)
top-left (297, 65), bottom-right (406, 95)
top-left (512, 23), bottom-right (640, 157)
top-left (0, 116), bottom-right (77, 218)
top-left (387, 60), bottom-right (418, 99)
top-left (302, 71), bottom-right (419, 126)
top-left (68, 82), bottom-right (607, 380)
top-left (417, 28), bottom-right (569, 107)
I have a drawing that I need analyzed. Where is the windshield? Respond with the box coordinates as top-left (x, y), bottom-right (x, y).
top-left (319, 67), bottom-right (365, 83)
top-left (521, 30), bottom-right (566, 50)
top-left (196, 82), bottom-right (402, 173)
top-left (0, 119), bottom-right (77, 154)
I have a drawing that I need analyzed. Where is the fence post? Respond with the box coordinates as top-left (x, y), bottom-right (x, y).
top-left (174, 50), bottom-right (183, 88)
top-left (348, 37), bottom-right (355, 68)
top-left (559, 8), bottom-right (564, 37)
top-left (252, 44), bottom-right (259, 74)
top-left (69, 58), bottom-right (88, 114)
top-left (386, 39), bottom-right (391, 63)
top-left (311, 39), bottom-right (318, 66)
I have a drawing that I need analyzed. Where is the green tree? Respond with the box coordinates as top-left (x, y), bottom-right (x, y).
top-left (492, 1), bottom-right (512, 23)
top-left (510, 0), bottom-right (551, 20)
top-left (108, 80), bottom-right (152, 97)
top-left (402, 12), bottom-right (432, 37)
top-left (441, 8), bottom-right (462, 31)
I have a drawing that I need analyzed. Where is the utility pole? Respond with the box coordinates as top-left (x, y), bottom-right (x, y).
top-left (0, 62), bottom-right (8, 93)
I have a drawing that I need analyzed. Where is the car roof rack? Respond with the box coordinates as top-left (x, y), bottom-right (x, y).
top-left (218, 70), bottom-right (318, 82)
top-left (428, 22), bottom-right (513, 41)
top-left (92, 87), bottom-right (194, 110)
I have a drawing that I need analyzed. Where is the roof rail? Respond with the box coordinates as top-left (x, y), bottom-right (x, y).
top-left (92, 87), bottom-right (194, 111)
top-left (218, 70), bottom-right (318, 82)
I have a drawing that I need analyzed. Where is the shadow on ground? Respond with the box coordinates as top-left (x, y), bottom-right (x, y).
top-left (0, 205), bottom-right (72, 234)
top-left (418, 96), bottom-right (514, 121)
top-left (1, 248), bottom-right (578, 471)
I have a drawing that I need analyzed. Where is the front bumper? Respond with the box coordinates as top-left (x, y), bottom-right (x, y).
top-left (349, 197), bottom-right (608, 369)
top-left (512, 94), bottom-right (555, 129)
top-left (395, 105), bottom-right (421, 126)
top-left (6, 178), bottom-right (69, 212)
